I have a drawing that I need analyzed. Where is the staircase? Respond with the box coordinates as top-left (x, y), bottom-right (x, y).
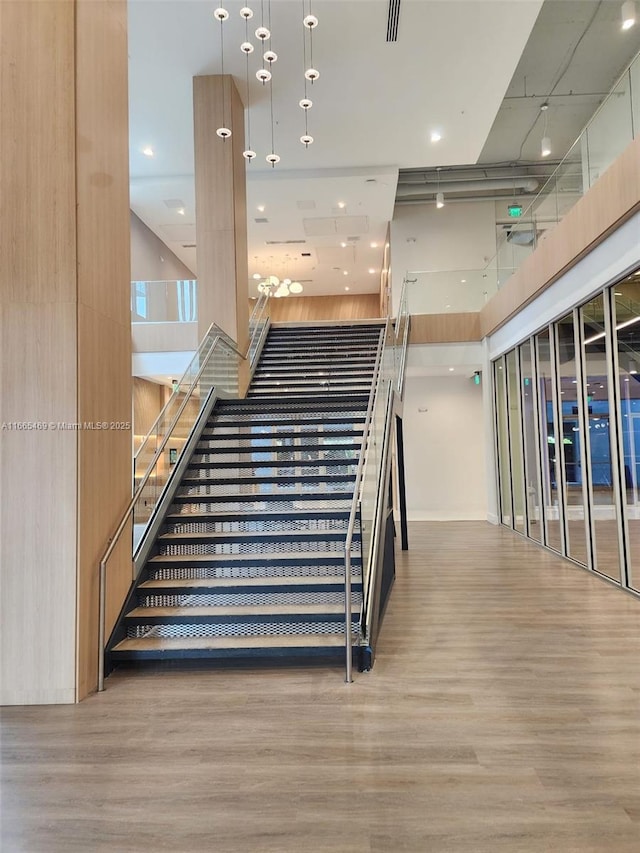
top-left (108, 322), bottom-right (384, 670)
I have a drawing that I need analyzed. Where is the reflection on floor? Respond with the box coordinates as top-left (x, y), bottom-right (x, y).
top-left (2, 521), bottom-right (640, 852)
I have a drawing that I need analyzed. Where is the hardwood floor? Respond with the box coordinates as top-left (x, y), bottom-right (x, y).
top-left (2, 521), bottom-right (640, 852)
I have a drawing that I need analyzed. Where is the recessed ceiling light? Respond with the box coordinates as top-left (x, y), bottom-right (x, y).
top-left (344, 286), bottom-right (350, 291)
top-left (337, 201), bottom-right (346, 209)
top-left (340, 242), bottom-right (347, 248)
top-left (177, 208), bottom-right (185, 216)
top-left (449, 367), bottom-right (454, 372)
top-left (430, 131), bottom-right (442, 143)
top-left (461, 279), bottom-right (466, 283)
top-left (368, 268), bottom-right (376, 274)
top-left (343, 270), bottom-right (349, 276)
top-left (445, 304), bottom-right (451, 308)
top-left (257, 205), bottom-right (265, 212)
top-left (370, 242), bottom-right (378, 249)
top-left (252, 273), bottom-right (261, 280)
top-left (142, 146), bottom-right (154, 157)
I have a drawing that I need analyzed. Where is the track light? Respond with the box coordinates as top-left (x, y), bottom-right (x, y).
top-left (436, 191), bottom-right (444, 209)
top-left (622, 0), bottom-right (636, 28)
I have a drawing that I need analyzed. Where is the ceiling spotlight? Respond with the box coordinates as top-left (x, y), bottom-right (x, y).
top-left (622, 0), bottom-right (636, 28)
top-left (368, 268), bottom-right (376, 274)
top-left (344, 286), bottom-right (350, 292)
top-left (177, 208), bottom-right (185, 216)
top-left (213, 7), bottom-right (229, 21)
top-left (541, 136), bottom-right (551, 157)
top-left (303, 14), bottom-right (319, 28)
top-left (305, 68), bottom-right (320, 82)
top-left (370, 242), bottom-right (378, 248)
top-left (289, 282), bottom-right (303, 294)
top-left (243, 149), bottom-right (257, 161)
top-left (257, 205), bottom-right (265, 212)
top-left (340, 242), bottom-right (347, 248)
top-left (216, 127), bottom-right (232, 139)
top-left (299, 98), bottom-right (313, 110)
top-left (266, 153), bottom-right (280, 166)
top-left (255, 25), bottom-right (271, 40)
top-left (337, 201), bottom-right (346, 209)
top-left (142, 146), bottom-right (154, 157)
top-left (264, 50), bottom-right (277, 64)
top-left (343, 270), bottom-right (349, 276)
top-left (300, 134), bottom-right (314, 147)
top-left (240, 6), bottom-right (253, 19)
top-left (436, 191), bottom-right (444, 209)
top-left (256, 68), bottom-right (272, 83)
top-left (241, 41), bottom-right (254, 54)
top-left (252, 273), bottom-right (261, 280)
top-left (430, 131), bottom-right (442, 143)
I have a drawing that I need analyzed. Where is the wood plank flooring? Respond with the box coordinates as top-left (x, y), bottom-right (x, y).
top-left (2, 521), bottom-right (640, 853)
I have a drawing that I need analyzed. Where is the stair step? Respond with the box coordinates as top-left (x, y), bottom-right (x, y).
top-left (198, 429), bottom-right (364, 445)
top-left (147, 552), bottom-right (359, 569)
top-left (123, 602), bottom-right (358, 625)
top-left (110, 633), bottom-right (352, 660)
top-left (158, 530), bottom-right (358, 547)
top-left (165, 508), bottom-right (354, 523)
top-left (171, 492), bottom-right (353, 506)
top-left (139, 575), bottom-right (359, 594)
top-left (192, 444), bottom-right (361, 460)
top-left (187, 457), bottom-right (358, 472)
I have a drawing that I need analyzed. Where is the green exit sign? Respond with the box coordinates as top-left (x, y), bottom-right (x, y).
top-left (508, 204), bottom-right (523, 217)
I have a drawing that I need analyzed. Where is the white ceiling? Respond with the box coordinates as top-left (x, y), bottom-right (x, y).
top-left (127, 0), bottom-right (544, 294)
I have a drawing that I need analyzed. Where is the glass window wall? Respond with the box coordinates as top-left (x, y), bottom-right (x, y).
top-left (493, 268), bottom-right (640, 599)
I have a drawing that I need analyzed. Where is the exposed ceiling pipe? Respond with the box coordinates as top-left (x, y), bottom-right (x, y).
top-left (396, 177), bottom-right (539, 198)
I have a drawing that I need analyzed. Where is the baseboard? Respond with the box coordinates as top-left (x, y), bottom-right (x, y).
top-left (486, 512), bottom-right (500, 525)
top-left (405, 510), bottom-right (489, 522)
top-left (0, 687), bottom-right (76, 706)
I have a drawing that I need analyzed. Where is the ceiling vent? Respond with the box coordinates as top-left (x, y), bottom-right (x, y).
top-left (254, 217), bottom-right (268, 223)
top-left (386, 0), bottom-right (401, 42)
top-left (164, 198), bottom-right (185, 209)
top-left (182, 244), bottom-right (196, 248)
top-left (265, 239), bottom-right (307, 245)
top-left (296, 200), bottom-right (316, 210)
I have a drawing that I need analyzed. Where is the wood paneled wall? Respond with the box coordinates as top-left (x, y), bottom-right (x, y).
top-left (481, 135), bottom-right (640, 337)
top-left (193, 75), bottom-right (249, 354)
top-left (133, 379), bottom-right (165, 451)
top-left (264, 294), bottom-right (382, 325)
top-left (409, 313), bottom-right (481, 344)
top-left (0, 0), bottom-right (131, 704)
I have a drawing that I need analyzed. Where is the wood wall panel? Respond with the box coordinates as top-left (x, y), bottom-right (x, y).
top-left (133, 378), bottom-right (165, 449)
top-left (75, 0), bottom-right (132, 701)
top-left (0, 1), bottom-right (78, 705)
top-left (410, 312), bottom-right (482, 344)
top-left (0, 0), bottom-right (131, 704)
top-left (193, 75), bottom-right (249, 349)
top-left (265, 294), bottom-right (382, 325)
top-left (481, 135), bottom-right (640, 337)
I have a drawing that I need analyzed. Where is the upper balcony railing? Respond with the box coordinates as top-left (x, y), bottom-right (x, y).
top-left (406, 49), bottom-right (640, 317)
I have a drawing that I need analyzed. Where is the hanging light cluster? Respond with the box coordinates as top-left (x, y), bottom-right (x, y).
top-left (256, 275), bottom-right (304, 297)
top-left (213, 1), bottom-right (320, 166)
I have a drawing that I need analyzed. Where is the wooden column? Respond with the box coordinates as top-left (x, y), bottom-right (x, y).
top-left (193, 75), bottom-right (249, 364)
top-left (0, 0), bottom-right (132, 704)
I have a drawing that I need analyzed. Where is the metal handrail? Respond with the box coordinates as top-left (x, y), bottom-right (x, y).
top-left (97, 332), bottom-right (244, 691)
top-left (342, 321), bottom-right (388, 683)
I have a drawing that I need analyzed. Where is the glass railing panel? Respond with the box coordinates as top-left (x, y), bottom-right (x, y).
top-left (585, 70), bottom-right (633, 189)
top-left (404, 269), bottom-right (499, 315)
top-left (132, 339), bottom-right (242, 536)
top-left (131, 280), bottom-right (198, 323)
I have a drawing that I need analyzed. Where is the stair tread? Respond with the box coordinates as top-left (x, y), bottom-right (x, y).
top-left (159, 530), bottom-right (354, 541)
top-left (166, 509), bottom-right (353, 520)
top-left (139, 576), bottom-right (355, 591)
top-left (112, 634), bottom-right (347, 652)
top-left (126, 603), bottom-right (357, 618)
top-left (149, 551), bottom-right (358, 563)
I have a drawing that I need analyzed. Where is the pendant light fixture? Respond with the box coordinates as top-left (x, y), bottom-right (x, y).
top-left (304, 2), bottom-right (319, 83)
top-left (622, 0), bottom-right (637, 29)
top-left (214, 7), bottom-right (231, 139)
top-left (265, 1), bottom-right (279, 166)
top-left (300, 1), bottom-right (316, 147)
top-left (240, 6), bottom-right (256, 161)
top-left (540, 102), bottom-right (551, 157)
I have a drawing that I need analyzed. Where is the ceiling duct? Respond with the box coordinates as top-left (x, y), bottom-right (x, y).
top-left (396, 177), bottom-right (539, 199)
top-left (386, 0), bottom-right (401, 41)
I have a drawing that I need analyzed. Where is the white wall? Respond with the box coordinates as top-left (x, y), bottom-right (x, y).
top-left (131, 211), bottom-right (195, 281)
top-left (391, 200), bottom-right (497, 312)
top-left (402, 372), bottom-right (487, 521)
